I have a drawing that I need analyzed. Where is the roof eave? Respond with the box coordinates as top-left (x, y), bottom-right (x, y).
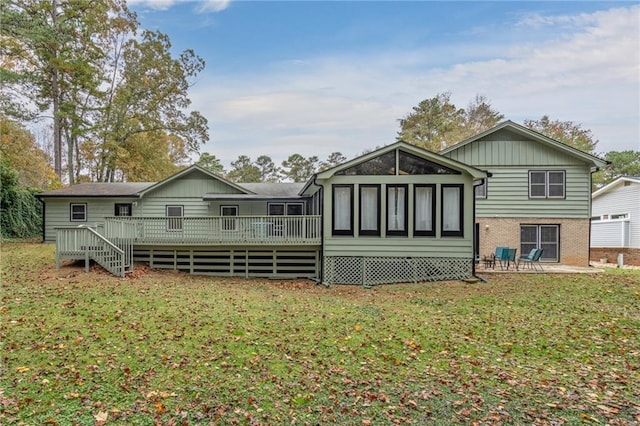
top-left (441, 120), bottom-right (609, 168)
top-left (138, 165), bottom-right (254, 196)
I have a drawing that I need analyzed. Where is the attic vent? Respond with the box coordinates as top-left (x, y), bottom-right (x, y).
top-left (624, 181), bottom-right (631, 186)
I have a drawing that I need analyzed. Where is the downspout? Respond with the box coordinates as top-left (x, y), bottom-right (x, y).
top-left (472, 175), bottom-right (490, 282)
top-left (587, 167), bottom-right (599, 266)
top-left (312, 174), bottom-right (325, 285)
top-left (38, 197), bottom-right (45, 243)
top-left (472, 181), bottom-right (478, 278)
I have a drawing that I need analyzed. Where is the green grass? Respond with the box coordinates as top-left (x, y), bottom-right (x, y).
top-left (2, 242), bottom-right (639, 425)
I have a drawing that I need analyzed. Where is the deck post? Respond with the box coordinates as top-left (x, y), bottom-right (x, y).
top-left (245, 251), bottom-right (249, 278)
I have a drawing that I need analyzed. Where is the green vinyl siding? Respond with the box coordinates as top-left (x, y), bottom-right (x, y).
top-left (444, 136), bottom-right (588, 167)
top-left (142, 170), bottom-right (244, 198)
top-left (323, 237), bottom-right (472, 258)
top-left (476, 166), bottom-right (590, 218)
top-left (42, 197), bottom-right (139, 242)
top-left (137, 198), bottom-right (209, 217)
top-left (443, 130), bottom-right (595, 219)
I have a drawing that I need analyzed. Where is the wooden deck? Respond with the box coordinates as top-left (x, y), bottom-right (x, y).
top-left (55, 216), bottom-right (322, 278)
top-left (103, 215), bottom-right (322, 246)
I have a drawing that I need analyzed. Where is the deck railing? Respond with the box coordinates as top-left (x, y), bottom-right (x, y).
top-left (55, 226), bottom-right (127, 277)
top-left (103, 215), bottom-right (322, 245)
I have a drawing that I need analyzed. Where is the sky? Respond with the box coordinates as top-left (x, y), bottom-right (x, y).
top-left (127, 0), bottom-right (640, 169)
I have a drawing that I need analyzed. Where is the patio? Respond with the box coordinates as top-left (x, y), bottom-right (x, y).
top-left (476, 262), bottom-right (605, 274)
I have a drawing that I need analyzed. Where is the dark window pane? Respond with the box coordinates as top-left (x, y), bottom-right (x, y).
top-left (530, 171), bottom-right (546, 184)
top-left (398, 151), bottom-right (460, 175)
top-left (287, 204), bottom-right (303, 215)
top-left (268, 204), bottom-right (285, 215)
top-left (336, 151), bottom-right (396, 175)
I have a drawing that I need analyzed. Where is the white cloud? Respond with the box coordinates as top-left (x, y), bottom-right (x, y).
top-left (195, 0), bottom-right (230, 13)
top-left (191, 5), bottom-right (640, 167)
top-left (127, 0), bottom-right (176, 11)
top-left (127, 0), bottom-right (230, 13)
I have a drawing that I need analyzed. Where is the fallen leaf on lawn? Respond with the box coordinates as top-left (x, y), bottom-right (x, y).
top-left (94, 411), bottom-right (108, 423)
top-left (580, 413), bottom-right (600, 422)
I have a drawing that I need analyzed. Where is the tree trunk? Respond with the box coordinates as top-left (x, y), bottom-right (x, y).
top-left (50, 0), bottom-right (63, 181)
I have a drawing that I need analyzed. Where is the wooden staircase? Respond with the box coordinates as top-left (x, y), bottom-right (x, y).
top-left (55, 225), bottom-right (133, 277)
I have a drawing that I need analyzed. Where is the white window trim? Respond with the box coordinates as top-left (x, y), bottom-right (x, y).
top-left (70, 203), bottom-right (87, 222)
top-left (529, 170), bottom-right (565, 199)
top-left (220, 205), bottom-right (239, 231)
top-left (474, 180), bottom-right (487, 199)
top-left (166, 205), bottom-right (184, 231)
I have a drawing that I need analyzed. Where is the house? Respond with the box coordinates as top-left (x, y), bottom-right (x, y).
top-left (440, 120), bottom-right (608, 267)
top-left (590, 176), bottom-right (640, 266)
top-left (36, 141), bottom-right (487, 285)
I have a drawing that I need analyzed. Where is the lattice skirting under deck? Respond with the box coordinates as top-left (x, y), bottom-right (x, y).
top-left (323, 256), bottom-right (472, 286)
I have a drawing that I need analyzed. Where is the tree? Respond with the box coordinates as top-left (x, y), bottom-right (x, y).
top-left (114, 131), bottom-right (187, 182)
top-left (227, 155), bottom-right (260, 183)
top-left (0, 117), bottom-right (60, 190)
top-left (281, 154), bottom-right (319, 182)
top-left (396, 92), bottom-right (502, 151)
top-left (592, 150), bottom-right (640, 188)
top-left (396, 92), bottom-right (465, 151)
top-left (1, 0), bottom-right (136, 182)
top-left (524, 115), bottom-right (598, 153)
top-left (94, 30), bottom-right (209, 182)
top-left (196, 152), bottom-right (225, 175)
top-left (255, 155), bottom-right (280, 182)
top-left (463, 94), bottom-right (504, 137)
top-left (319, 152), bottom-right (347, 171)
top-left (0, 157), bottom-right (42, 238)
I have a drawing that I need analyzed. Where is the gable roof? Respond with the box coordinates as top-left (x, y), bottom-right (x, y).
top-left (36, 182), bottom-right (154, 198)
top-left (36, 165), bottom-right (253, 198)
top-left (322, 141), bottom-right (487, 179)
top-left (592, 176), bottom-right (640, 199)
top-left (138, 164), bottom-right (252, 196)
top-left (204, 182), bottom-right (305, 200)
top-left (300, 141), bottom-right (488, 195)
top-left (440, 120), bottom-right (609, 168)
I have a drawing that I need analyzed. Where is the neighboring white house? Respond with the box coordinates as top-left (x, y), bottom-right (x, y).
top-left (590, 176), bottom-right (640, 265)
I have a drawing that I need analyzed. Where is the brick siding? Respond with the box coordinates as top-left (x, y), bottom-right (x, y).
top-left (590, 247), bottom-right (640, 266)
top-left (476, 218), bottom-right (590, 267)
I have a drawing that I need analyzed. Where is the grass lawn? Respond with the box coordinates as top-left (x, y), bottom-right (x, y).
top-left (1, 242), bottom-right (639, 425)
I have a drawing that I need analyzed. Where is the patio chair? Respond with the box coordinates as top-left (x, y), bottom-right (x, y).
top-left (493, 246), bottom-right (508, 269)
top-left (531, 248), bottom-right (544, 272)
top-left (501, 248), bottom-right (517, 270)
top-left (517, 248), bottom-right (538, 270)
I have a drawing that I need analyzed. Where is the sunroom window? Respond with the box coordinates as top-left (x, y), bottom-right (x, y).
top-left (332, 185), bottom-right (353, 235)
top-left (359, 185), bottom-right (380, 236)
top-left (414, 184), bottom-right (435, 236)
top-left (386, 185), bottom-right (408, 236)
top-left (442, 184), bottom-right (463, 237)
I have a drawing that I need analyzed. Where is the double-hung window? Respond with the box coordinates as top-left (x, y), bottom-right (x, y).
top-left (70, 203), bottom-right (87, 222)
top-left (221, 205), bottom-right (238, 231)
top-left (114, 203), bottom-right (132, 217)
top-left (414, 184), bottom-right (435, 236)
top-left (359, 185), bottom-right (380, 236)
top-left (474, 180), bottom-right (487, 199)
top-left (386, 185), bottom-right (408, 236)
top-left (441, 184), bottom-right (463, 237)
top-left (166, 205), bottom-right (183, 231)
top-left (529, 170), bottom-right (565, 198)
top-left (332, 185), bottom-right (353, 236)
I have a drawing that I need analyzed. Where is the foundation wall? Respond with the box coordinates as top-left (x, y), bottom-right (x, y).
top-left (476, 217), bottom-right (590, 267)
top-left (590, 247), bottom-right (640, 266)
